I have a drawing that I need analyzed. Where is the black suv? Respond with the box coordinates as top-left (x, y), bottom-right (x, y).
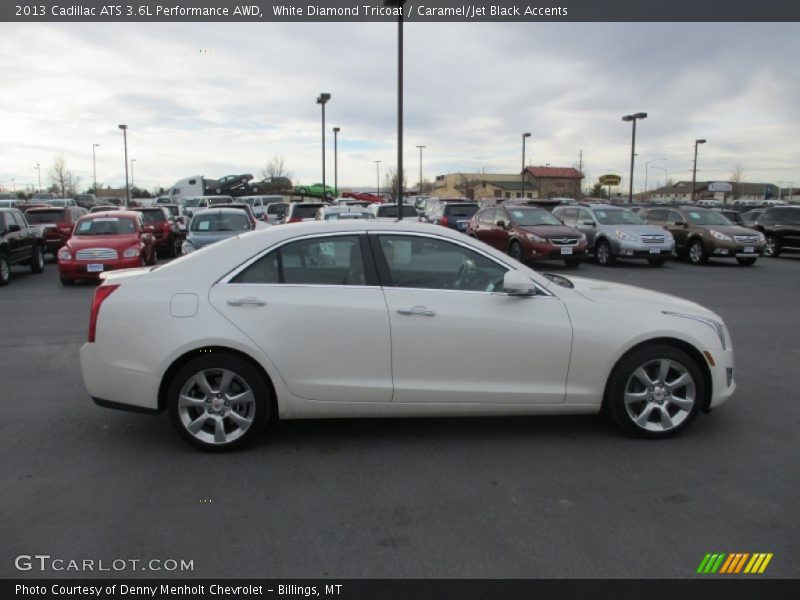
top-left (755, 206), bottom-right (800, 257)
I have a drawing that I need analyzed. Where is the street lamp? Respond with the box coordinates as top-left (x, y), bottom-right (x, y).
top-left (118, 124), bottom-right (130, 206)
top-left (333, 127), bottom-right (340, 197)
top-left (521, 133), bottom-right (532, 199)
top-left (130, 158), bottom-right (136, 190)
top-left (92, 144), bottom-right (100, 193)
top-left (385, 0), bottom-right (407, 215)
top-left (35, 163), bottom-right (41, 192)
top-left (644, 158), bottom-right (665, 195)
top-left (375, 160), bottom-right (382, 196)
top-left (622, 112), bottom-right (647, 202)
top-left (316, 93), bottom-right (331, 200)
top-left (691, 139), bottom-right (707, 202)
top-left (416, 145), bottom-right (426, 194)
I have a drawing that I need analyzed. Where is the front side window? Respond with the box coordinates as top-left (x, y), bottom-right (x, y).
top-left (377, 235), bottom-right (507, 292)
top-left (231, 235), bottom-right (366, 286)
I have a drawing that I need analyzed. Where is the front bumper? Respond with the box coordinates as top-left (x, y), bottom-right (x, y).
top-left (706, 346), bottom-right (735, 409)
top-left (526, 241), bottom-right (589, 260)
top-left (706, 239), bottom-right (765, 258)
top-left (610, 239), bottom-right (675, 258)
top-left (58, 256), bottom-right (142, 279)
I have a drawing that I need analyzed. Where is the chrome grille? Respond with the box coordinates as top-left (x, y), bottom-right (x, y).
top-left (76, 248), bottom-right (118, 260)
top-left (549, 237), bottom-right (579, 245)
top-left (641, 235), bottom-right (665, 244)
top-left (734, 235), bottom-right (758, 244)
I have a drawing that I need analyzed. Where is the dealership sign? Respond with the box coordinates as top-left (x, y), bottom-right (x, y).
top-left (708, 182), bottom-right (733, 192)
top-left (599, 174), bottom-right (621, 186)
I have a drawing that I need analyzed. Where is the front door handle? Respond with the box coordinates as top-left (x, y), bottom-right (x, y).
top-left (397, 305), bottom-right (436, 317)
top-left (227, 297), bottom-right (266, 307)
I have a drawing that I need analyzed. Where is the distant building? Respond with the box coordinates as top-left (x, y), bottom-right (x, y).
top-left (432, 167), bottom-right (583, 201)
top-left (648, 181), bottom-right (780, 203)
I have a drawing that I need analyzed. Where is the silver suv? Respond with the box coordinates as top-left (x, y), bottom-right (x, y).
top-left (552, 203), bottom-right (675, 266)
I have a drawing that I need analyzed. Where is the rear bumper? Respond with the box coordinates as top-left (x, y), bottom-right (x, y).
top-left (81, 343), bottom-right (162, 411)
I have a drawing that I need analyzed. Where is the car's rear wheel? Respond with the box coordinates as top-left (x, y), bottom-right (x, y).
top-left (29, 245), bottom-right (45, 274)
top-left (764, 236), bottom-right (780, 257)
top-left (736, 257), bottom-right (757, 266)
top-left (168, 354), bottom-right (271, 452)
top-left (688, 239), bottom-right (708, 264)
top-left (647, 256), bottom-right (666, 266)
top-left (596, 240), bottom-right (615, 265)
top-left (606, 344), bottom-right (704, 439)
top-left (0, 254), bottom-right (10, 286)
top-left (508, 240), bottom-right (524, 262)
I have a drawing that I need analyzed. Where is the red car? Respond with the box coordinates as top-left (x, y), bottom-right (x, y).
top-left (467, 204), bottom-right (588, 267)
top-left (25, 206), bottom-right (88, 256)
top-left (57, 211), bottom-right (156, 285)
top-left (132, 207), bottom-right (181, 258)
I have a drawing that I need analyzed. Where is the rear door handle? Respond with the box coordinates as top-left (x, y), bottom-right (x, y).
top-left (397, 305), bottom-right (436, 317)
top-left (227, 297), bottom-right (266, 307)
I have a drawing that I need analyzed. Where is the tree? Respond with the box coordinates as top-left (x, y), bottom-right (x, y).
top-left (417, 177), bottom-right (435, 194)
top-left (590, 183), bottom-right (609, 199)
top-left (260, 155), bottom-right (293, 180)
top-left (382, 168), bottom-right (407, 201)
top-left (48, 154), bottom-right (80, 198)
top-left (730, 164), bottom-right (745, 200)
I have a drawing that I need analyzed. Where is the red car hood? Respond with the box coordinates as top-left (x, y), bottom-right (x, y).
top-left (517, 225), bottom-right (580, 237)
top-left (66, 234), bottom-right (140, 249)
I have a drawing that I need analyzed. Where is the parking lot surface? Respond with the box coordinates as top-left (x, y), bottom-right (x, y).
top-left (1, 253), bottom-right (798, 578)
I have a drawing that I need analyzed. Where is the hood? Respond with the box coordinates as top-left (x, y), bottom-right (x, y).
top-left (598, 223), bottom-right (671, 236)
top-left (517, 224), bottom-right (579, 238)
top-left (67, 234), bottom-right (140, 249)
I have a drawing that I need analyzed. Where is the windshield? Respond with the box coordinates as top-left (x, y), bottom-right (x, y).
top-left (191, 212), bottom-right (251, 232)
top-left (75, 217), bottom-right (136, 235)
top-left (445, 205), bottom-right (479, 218)
top-left (507, 208), bottom-right (561, 226)
top-left (26, 209), bottom-right (65, 223)
top-left (684, 210), bottom-right (732, 226)
top-left (594, 209), bottom-right (644, 225)
top-left (180, 198), bottom-right (201, 208)
top-left (292, 204), bottom-right (323, 219)
top-left (377, 205), bottom-right (417, 217)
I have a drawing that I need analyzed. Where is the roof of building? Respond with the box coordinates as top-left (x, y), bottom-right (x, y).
top-left (524, 166), bottom-right (584, 180)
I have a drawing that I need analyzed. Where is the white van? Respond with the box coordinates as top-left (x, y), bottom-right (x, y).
top-left (238, 195), bottom-right (285, 221)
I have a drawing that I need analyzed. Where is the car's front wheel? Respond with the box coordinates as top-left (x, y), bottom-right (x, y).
top-left (0, 254), bottom-right (10, 286)
top-left (508, 240), bottom-right (524, 262)
top-left (764, 236), bottom-right (780, 257)
top-left (167, 354), bottom-right (271, 451)
top-left (606, 344), bottom-right (704, 439)
top-left (688, 239), bottom-right (708, 265)
top-left (595, 240), bottom-right (615, 265)
top-left (30, 245), bottom-right (45, 274)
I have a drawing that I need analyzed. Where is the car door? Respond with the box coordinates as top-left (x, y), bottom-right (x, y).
top-left (371, 232), bottom-right (572, 405)
top-left (574, 208), bottom-right (598, 246)
top-left (11, 210), bottom-right (33, 263)
top-left (664, 210), bottom-right (689, 251)
top-left (209, 233), bottom-right (392, 403)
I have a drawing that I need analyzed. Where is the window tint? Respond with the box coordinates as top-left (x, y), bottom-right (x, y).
top-left (667, 211), bottom-right (683, 224)
top-left (481, 209), bottom-right (496, 223)
top-left (76, 217), bottom-right (136, 235)
top-left (231, 235), bottom-right (366, 286)
top-left (26, 209), bottom-right (66, 223)
top-left (577, 208), bottom-right (593, 223)
top-left (558, 208), bottom-right (577, 224)
top-left (644, 209), bottom-right (667, 222)
top-left (377, 235), bottom-right (507, 292)
top-left (444, 204), bottom-right (479, 218)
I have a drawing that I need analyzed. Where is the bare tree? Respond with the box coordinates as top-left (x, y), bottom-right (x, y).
top-left (418, 177), bottom-right (435, 194)
top-left (730, 164), bottom-right (745, 200)
top-left (48, 154), bottom-right (80, 197)
top-left (260, 155), bottom-right (293, 180)
top-left (382, 168), bottom-right (408, 201)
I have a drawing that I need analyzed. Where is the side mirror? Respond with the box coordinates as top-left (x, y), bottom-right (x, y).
top-left (503, 271), bottom-right (536, 296)
top-left (495, 219), bottom-right (507, 228)
top-left (582, 220), bottom-right (596, 227)
top-left (7, 223), bottom-right (21, 233)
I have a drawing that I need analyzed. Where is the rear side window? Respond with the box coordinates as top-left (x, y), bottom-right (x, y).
top-left (643, 209), bottom-right (667, 222)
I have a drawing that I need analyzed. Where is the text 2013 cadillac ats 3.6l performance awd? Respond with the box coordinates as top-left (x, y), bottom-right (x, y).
top-left (80, 220), bottom-right (735, 451)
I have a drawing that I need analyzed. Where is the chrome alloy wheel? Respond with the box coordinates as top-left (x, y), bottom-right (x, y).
top-left (764, 236), bottom-right (776, 257)
top-left (177, 368), bottom-right (256, 445)
top-left (689, 241), bottom-right (704, 264)
top-left (623, 358), bottom-right (696, 433)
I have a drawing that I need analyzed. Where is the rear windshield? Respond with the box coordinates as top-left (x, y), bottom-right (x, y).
top-left (138, 210), bottom-right (168, 223)
top-left (26, 209), bottom-right (66, 223)
top-left (324, 211), bottom-right (375, 220)
top-left (76, 217), bottom-right (136, 235)
top-left (191, 212), bottom-right (251, 232)
top-left (594, 209), bottom-right (643, 225)
top-left (507, 208), bottom-right (562, 226)
top-left (180, 198), bottom-right (201, 208)
top-left (267, 203), bottom-right (289, 214)
top-left (684, 210), bottom-right (732, 226)
top-left (292, 204), bottom-right (323, 219)
top-left (209, 197), bottom-right (233, 206)
top-left (377, 205), bottom-right (417, 218)
top-left (444, 204), bottom-right (479, 218)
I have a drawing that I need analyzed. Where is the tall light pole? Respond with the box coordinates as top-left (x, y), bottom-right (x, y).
top-left (691, 139), bottom-right (707, 202)
top-left (92, 143), bottom-right (100, 193)
top-left (521, 132), bottom-right (532, 199)
top-left (788, 181), bottom-right (795, 202)
top-left (622, 112), bottom-right (647, 202)
top-left (118, 124), bottom-right (129, 206)
top-left (332, 127), bottom-right (340, 197)
top-left (644, 158), bottom-right (665, 196)
top-left (382, 0), bottom-right (407, 216)
top-left (35, 163), bottom-right (41, 192)
top-left (375, 160), bottom-right (382, 196)
top-left (316, 93), bottom-right (331, 200)
top-left (130, 158), bottom-right (136, 190)
top-left (416, 145), bottom-right (426, 194)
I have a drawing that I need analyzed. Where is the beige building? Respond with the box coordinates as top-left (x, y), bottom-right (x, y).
top-left (432, 167), bottom-right (583, 201)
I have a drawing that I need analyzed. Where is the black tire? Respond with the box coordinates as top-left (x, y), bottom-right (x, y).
top-left (563, 257), bottom-right (582, 268)
top-left (647, 257), bottom-right (666, 267)
top-left (60, 277), bottom-right (75, 286)
top-left (508, 240), bottom-right (524, 262)
top-left (167, 353), bottom-right (271, 452)
top-left (736, 257), bottom-right (757, 266)
top-left (687, 239), bottom-right (708, 265)
top-left (764, 236), bottom-right (780, 258)
top-left (29, 244), bottom-right (45, 274)
top-left (605, 344), bottom-right (705, 439)
top-left (595, 239), bottom-right (615, 265)
top-left (0, 254), bottom-right (10, 286)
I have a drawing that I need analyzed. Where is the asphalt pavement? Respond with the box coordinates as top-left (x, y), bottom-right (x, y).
top-left (1, 251), bottom-right (798, 579)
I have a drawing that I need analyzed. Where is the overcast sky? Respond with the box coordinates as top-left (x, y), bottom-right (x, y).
top-left (1, 21), bottom-right (799, 194)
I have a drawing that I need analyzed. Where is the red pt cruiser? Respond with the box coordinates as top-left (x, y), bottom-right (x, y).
top-left (57, 211), bottom-right (156, 285)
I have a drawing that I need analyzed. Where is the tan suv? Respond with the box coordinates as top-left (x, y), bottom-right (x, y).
top-left (640, 205), bottom-right (766, 266)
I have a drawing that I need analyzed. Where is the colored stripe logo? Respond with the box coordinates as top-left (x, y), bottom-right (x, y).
top-left (697, 553), bottom-right (773, 574)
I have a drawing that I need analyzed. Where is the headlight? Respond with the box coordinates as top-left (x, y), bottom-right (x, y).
top-left (709, 229), bottom-right (732, 241)
top-left (57, 248), bottom-right (71, 261)
top-left (527, 233), bottom-right (546, 243)
top-left (123, 247), bottom-right (140, 258)
top-left (615, 230), bottom-right (638, 242)
top-left (182, 242), bottom-right (195, 254)
top-left (662, 311), bottom-right (727, 350)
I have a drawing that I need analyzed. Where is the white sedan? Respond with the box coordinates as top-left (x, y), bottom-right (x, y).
top-left (80, 220), bottom-right (735, 451)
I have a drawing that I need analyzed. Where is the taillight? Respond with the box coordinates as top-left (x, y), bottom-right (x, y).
top-left (88, 284), bottom-right (119, 343)
top-left (440, 216), bottom-right (449, 227)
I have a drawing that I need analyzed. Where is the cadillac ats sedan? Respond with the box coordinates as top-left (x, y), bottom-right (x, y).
top-left (81, 220), bottom-right (735, 451)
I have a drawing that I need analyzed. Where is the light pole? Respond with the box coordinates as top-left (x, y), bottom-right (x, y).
top-left (118, 124), bottom-right (130, 206)
top-left (788, 181), bottom-right (795, 202)
top-left (375, 160), bottom-right (382, 196)
top-left (645, 158), bottom-right (665, 197)
top-left (35, 163), bottom-right (41, 192)
top-left (521, 132), bottom-right (532, 198)
top-left (622, 112), bottom-right (647, 202)
top-left (130, 158), bottom-right (136, 190)
top-left (333, 127), bottom-right (340, 196)
top-left (316, 93), bottom-right (331, 200)
top-left (416, 145), bottom-right (426, 194)
top-left (691, 139), bottom-right (706, 202)
top-left (92, 143), bottom-right (100, 193)
top-left (383, 0), bottom-right (407, 216)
